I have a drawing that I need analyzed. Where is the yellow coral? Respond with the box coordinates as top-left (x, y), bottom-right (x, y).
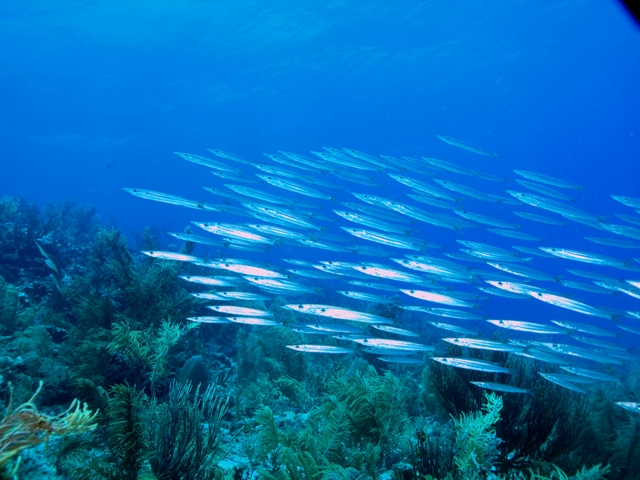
top-left (0, 381), bottom-right (98, 474)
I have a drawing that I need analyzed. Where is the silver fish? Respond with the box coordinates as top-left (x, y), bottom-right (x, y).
top-left (538, 373), bottom-right (586, 394)
top-left (551, 320), bottom-right (616, 337)
top-left (540, 247), bottom-right (628, 268)
top-left (124, 188), bottom-right (219, 211)
top-left (403, 306), bottom-right (483, 320)
top-left (611, 195), bottom-right (640, 209)
top-left (179, 276), bottom-right (239, 287)
top-left (351, 337), bottom-right (434, 352)
top-left (514, 170), bottom-right (582, 190)
top-left (187, 316), bottom-right (232, 324)
top-left (432, 357), bottom-right (511, 374)
top-left (515, 179), bottom-right (577, 202)
top-left (342, 228), bottom-right (423, 251)
top-left (389, 174), bottom-right (459, 201)
top-left (428, 321), bottom-right (477, 336)
top-left (400, 289), bottom-right (475, 308)
top-left (333, 210), bottom-right (417, 235)
top-left (507, 191), bottom-right (598, 221)
top-left (442, 338), bottom-right (522, 352)
top-left (489, 229), bottom-right (543, 242)
top-left (487, 319), bottom-right (566, 334)
top-left (616, 402), bottom-right (640, 414)
top-left (585, 237), bottom-right (640, 249)
top-left (337, 291), bottom-right (396, 303)
top-left (256, 174), bottom-right (332, 199)
top-left (437, 135), bottom-right (498, 158)
top-left (175, 152), bottom-right (241, 173)
top-left (372, 325), bottom-right (420, 337)
top-left (378, 356), bottom-right (426, 364)
top-left (470, 382), bottom-right (531, 395)
top-left (142, 251), bottom-right (201, 263)
top-left (286, 345), bottom-right (354, 354)
top-left (207, 306), bottom-right (273, 317)
top-left (486, 262), bottom-right (558, 282)
top-left (282, 304), bottom-right (391, 324)
top-left (513, 211), bottom-right (566, 226)
top-left (528, 291), bottom-right (614, 319)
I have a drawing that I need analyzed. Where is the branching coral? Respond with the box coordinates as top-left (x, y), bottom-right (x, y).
top-left (0, 197), bottom-right (17, 222)
top-left (147, 381), bottom-right (230, 480)
top-left (452, 391), bottom-right (502, 479)
top-left (0, 381), bottom-right (98, 476)
top-left (108, 319), bottom-right (199, 390)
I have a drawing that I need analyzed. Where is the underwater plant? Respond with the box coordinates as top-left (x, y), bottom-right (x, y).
top-left (147, 381), bottom-right (231, 480)
top-left (108, 319), bottom-right (199, 391)
top-left (0, 381), bottom-right (97, 478)
top-left (452, 391), bottom-right (503, 480)
top-left (0, 197), bottom-right (18, 222)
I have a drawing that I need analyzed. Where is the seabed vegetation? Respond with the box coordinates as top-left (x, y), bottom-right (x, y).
top-left (0, 195), bottom-right (639, 480)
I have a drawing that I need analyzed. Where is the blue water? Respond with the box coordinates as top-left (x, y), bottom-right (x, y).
top-left (1, 2), bottom-right (639, 336)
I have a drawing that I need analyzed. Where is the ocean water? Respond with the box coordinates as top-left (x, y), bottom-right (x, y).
top-left (1, 1), bottom-right (640, 479)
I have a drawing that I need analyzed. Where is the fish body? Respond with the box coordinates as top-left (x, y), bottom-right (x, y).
top-left (400, 289), bottom-right (474, 308)
top-left (124, 188), bottom-right (219, 211)
top-left (227, 317), bottom-right (281, 326)
top-left (333, 210), bottom-right (414, 235)
top-left (432, 357), bottom-right (511, 374)
top-left (142, 251), bottom-right (201, 262)
top-left (515, 179), bottom-right (576, 202)
top-left (207, 306), bottom-right (273, 317)
top-left (615, 402), bottom-right (640, 414)
top-left (434, 179), bottom-right (498, 202)
top-left (442, 337), bottom-right (522, 352)
top-left (550, 320), bottom-right (618, 337)
top-left (174, 152), bottom-right (240, 172)
top-left (540, 247), bottom-right (627, 268)
top-left (337, 291), bottom-right (395, 303)
top-left (489, 229), bottom-right (543, 241)
top-left (350, 337), bottom-right (434, 352)
top-left (256, 174), bottom-right (332, 199)
top-left (437, 135), bottom-right (498, 158)
top-left (353, 263), bottom-right (425, 282)
top-left (528, 291), bottom-right (613, 319)
top-left (187, 316), bottom-right (231, 324)
top-left (389, 174), bottom-right (458, 201)
top-left (403, 306), bottom-right (483, 320)
top-left (486, 262), bottom-right (557, 282)
top-left (282, 304), bottom-right (391, 324)
top-left (538, 373), bottom-right (587, 394)
top-left (179, 276), bottom-right (239, 287)
top-left (378, 356), bottom-right (426, 364)
top-left (306, 324), bottom-right (364, 334)
top-left (428, 322), bottom-right (477, 335)
top-left (514, 170), bottom-right (582, 190)
top-left (199, 260), bottom-right (285, 278)
top-left (342, 228), bottom-right (422, 251)
top-left (507, 191), bottom-right (597, 221)
top-left (513, 211), bottom-right (566, 225)
top-left (487, 319), bottom-right (566, 334)
top-left (286, 345), bottom-right (354, 354)
top-left (611, 195), bottom-right (640, 209)
top-left (470, 382), bottom-right (531, 395)
top-left (372, 325), bottom-right (420, 337)
top-left (212, 292), bottom-right (271, 301)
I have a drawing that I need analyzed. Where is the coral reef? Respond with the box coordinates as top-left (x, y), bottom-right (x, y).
top-left (0, 196), bottom-right (635, 479)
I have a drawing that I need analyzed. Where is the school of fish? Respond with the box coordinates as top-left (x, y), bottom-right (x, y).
top-left (127, 136), bottom-right (640, 414)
